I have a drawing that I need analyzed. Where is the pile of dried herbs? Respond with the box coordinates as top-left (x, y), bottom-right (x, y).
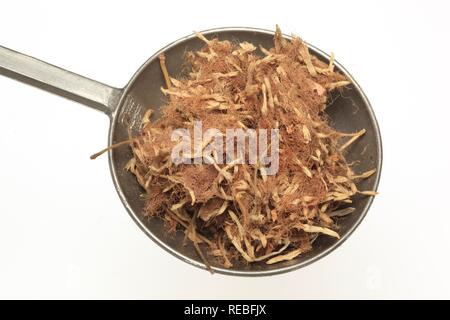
top-left (94, 26), bottom-right (376, 270)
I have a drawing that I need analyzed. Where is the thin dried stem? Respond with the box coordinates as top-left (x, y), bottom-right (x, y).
top-left (159, 53), bottom-right (172, 89)
top-left (339, 129), bottom-right (366, 151)
top-left (90, 139), bottom-right (135, 160)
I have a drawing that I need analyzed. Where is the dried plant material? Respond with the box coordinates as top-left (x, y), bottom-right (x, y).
top-left (253, 242), bottom-right (290, 262)
top-left (141, 109), bottom-right (154, 125)
top-left (190, 214), bottom-right (214, 274)
top-left (225, 225), bottom-right (253, 262)
top-left (302, 125), bottom-right (311, 143)
top-left (358, 190), bottom-right (378, 196)
top-left (199, 200), bottom-right (228, 222)
top-left (351, 169), bottom-right (376, 180)
top-left (264, 77), bottom-right (275, 110)
top-left (261, 83), bottom-right (268, 115)
top-left (328, 207), bottom-right (355, 217)
top-left (92, 26), bottom-right (378, 268)
top-left (90, 139), bottom-right (135, 160)
top-left (328, 52), bottom-right (335, 72)
top-left (195, 32), bottom-right (211, 45)
top-left (171, 200), bottom-right (187, 211)
top-left (298, 41), bottom-right (317, 76)
top-left (228, 210), bottom-right (245, 240)
top-left (218, 236), bottom-right (233, 268)
top-left (158, 53), bottom-right (172, 89)
top-left (298, 224), bottom-right (340, 239)
top-left (266, 248), bottom-right (302, 265)
top-left (320, 212), bottom-right (334, 225)
top-left (165, 209), bottom-right (213, 246)
top-left (339, 129), bottom-right (366, 151)
top-left (274, 24), bottom-right (287, 53)
top-left (253, 229), bottom-right (267, 248)
top-left (325, 80), bottom-right (351, 90)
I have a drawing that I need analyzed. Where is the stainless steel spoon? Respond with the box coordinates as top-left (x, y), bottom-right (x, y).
top-left (0, 27), bottom-right (382, 276)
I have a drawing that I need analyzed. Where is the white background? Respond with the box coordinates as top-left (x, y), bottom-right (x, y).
top-left (0, 0), bottom-right (449, 299)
